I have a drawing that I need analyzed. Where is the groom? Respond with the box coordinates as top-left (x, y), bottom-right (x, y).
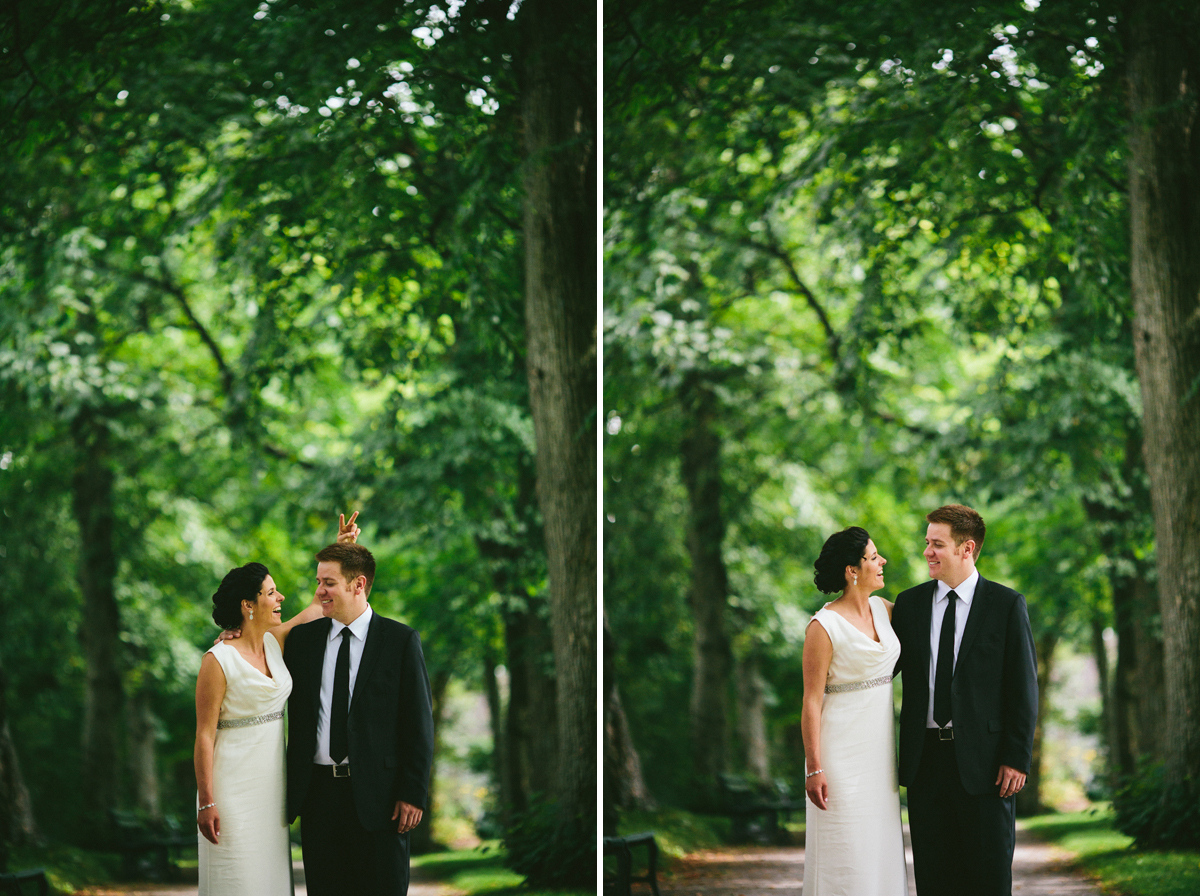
top-left (891, 504), bottom-right (1038, 896)
top-left (284, 540), bottom-right (434, 896)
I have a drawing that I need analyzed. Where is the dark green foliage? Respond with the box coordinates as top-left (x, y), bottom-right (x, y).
top-left (501, 797), bottom-right (595, 888)
top-left (0, 0), bottom-right (566, 873)
top-left (605, 0), bottom-right (1155, 821)
top-left (1113, 762), bottom-right (1200, 850)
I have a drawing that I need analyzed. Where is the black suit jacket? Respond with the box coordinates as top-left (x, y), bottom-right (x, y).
top-left (892, 576), bottom-right (1038, 795)
top-left (284, 611), bottom-right (434, 831)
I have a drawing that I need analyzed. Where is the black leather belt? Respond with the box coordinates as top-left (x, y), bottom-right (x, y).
top-left (926, 726), bottom-right (954, 741)
top-left (314, 763), bottom-right (351, 778)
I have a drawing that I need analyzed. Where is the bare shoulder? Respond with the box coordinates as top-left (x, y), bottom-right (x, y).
top-left (804, 615), bottom-right (832, 647)
top-left (196, 651), bottom-right (227, 699)
top-left (199, 648), bottom-right (226, 676)
top-left (802, 616), bottom-right (833, 683)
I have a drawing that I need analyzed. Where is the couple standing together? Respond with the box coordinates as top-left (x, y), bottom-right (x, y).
top-left (802, 504), bottom-right (1038, 896)
top-left (194, 512), bottom-right (435, 895)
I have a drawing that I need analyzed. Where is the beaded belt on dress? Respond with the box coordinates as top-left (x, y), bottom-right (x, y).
top-left (217, 710), bottom-right (283, 729)
top-left (825, 674), bottom-right (892, 694)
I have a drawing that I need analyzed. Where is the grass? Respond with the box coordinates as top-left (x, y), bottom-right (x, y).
top-left (615, 807), bottom-right (733, 861)
top-left (413, 842), bottom-right (591, 896)
top-left (6, 841), bottom-right (121, 894)
top-left (1021, 807), bottom-right (1200, 896)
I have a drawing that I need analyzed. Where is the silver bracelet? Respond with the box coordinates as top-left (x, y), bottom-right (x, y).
top-left (198, 803), bottom-right (216, 813)
top-left (805, 769), bottom-right (824, 779)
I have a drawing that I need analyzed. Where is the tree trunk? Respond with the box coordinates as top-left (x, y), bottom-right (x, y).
top-left (503, 607), bottom-right (558, 816)
top-left (680, 376), bottom-right (732, 796)
top-left (411, 668), bottom-right (451, 855)
top-left (1016, 631), bottom-right (1057, 817)
top-left (1090, 610), bottom-right (1116, 792)
top-left (1112, 563), bottom-right (1165, 775)
top-left (483, 648), bottom-right (510, 827)
top-left (1125, 3), bottom-right (1200, 805)
top-left (603, 613), bottom-right (652, 836)
top-left (127, 684), bottom-right (161, 822)
top-left (72, 413), bottom-right (124, 835)
top-left (1110, 570), bottom-right (1138, 779)
top-left (1131, 572), bottom-right (1167, 766)
top-left (0, 656), bottom-right (40, 872)
top-left (736, 651), bottom-right (770, 783)
top-left (520, 0), bottom-right (597, 880)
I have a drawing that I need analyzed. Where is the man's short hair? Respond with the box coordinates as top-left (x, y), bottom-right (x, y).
top-left (315, 543), bottom-right (376, 597)
top-left (926, 504), bottom-right (986, 558)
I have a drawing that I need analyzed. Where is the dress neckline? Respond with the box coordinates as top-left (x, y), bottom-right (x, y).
top-left (822, 597), bottom-right (883, 645)
top-left (221, 637), bottom-right (278, 685)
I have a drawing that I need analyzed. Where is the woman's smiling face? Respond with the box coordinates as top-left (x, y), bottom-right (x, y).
top-left (857, 538), bottom-right (886, 590)
top-left (251, 574), bottom-right (285, 624)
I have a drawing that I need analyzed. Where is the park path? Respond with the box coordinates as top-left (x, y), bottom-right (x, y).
top-left (658, 825), bottom-right (1101, 896)
top-left (74, 861), bottom-right (461, 896)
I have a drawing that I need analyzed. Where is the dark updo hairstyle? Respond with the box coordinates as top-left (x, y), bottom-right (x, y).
top-left (211, 562), bottom-right (269, 630)
top-left (813, 527), bottom-right (870, 595)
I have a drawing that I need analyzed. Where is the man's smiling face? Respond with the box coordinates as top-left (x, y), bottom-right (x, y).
top-left (924, 522), bottom-right (974, 586)
top-left (315, 561), bottom-right (365, 624)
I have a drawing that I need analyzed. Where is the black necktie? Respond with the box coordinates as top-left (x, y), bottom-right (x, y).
top-left (330, 628), bottom-right (351, 764)
top-left (933, 590), bottom-right (959, 728)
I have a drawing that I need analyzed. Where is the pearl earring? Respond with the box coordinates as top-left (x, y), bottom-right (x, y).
top-left (250, 609), bottom-right (254, 620)
top-left (853, 575), bottom-right (858, 585)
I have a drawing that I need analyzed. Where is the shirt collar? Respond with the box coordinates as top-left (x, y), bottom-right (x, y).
top-left (330, 604), bottom-right (373, 642)
top-left (935, 569), bottom-right (979, 607)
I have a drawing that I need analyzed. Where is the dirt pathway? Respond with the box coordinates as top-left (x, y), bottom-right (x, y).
top-left (658, 825), bottom-right (1102, 895)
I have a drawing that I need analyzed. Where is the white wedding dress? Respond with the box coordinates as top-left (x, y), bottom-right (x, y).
top-left (804, 596), bottom-right (907, 896)
top-left (198, 632), bottom-right (294, 895)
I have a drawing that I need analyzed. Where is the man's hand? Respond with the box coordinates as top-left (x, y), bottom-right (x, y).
top-left (337, 511), bottom-right (360, 544)
top-left (392, 800), bottom-right (423, 834)
top-left (996, 765), bottom-right (1026, 799)
top-left (213, 629), bottom-right (240, 645)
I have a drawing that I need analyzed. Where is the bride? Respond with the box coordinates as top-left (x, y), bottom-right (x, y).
top-left (802, 526), bottom-right (907, 895)
top-left (194, 513), bottom-right (360, 894)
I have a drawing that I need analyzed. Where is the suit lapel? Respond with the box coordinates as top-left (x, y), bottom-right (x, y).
top-left (913, 582), bottom-right (935, 711)
top-left (955, 576), bottom-right (992, 671)
top-left (308, 618), bottom-right (333, 715)
top-left (351, 611), bottom-right (386, 711)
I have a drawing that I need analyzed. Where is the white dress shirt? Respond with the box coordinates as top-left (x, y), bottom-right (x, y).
top-left (314, 604), bottom-right (373, 765)
top-left (926, 570), bottom-right (979, 729)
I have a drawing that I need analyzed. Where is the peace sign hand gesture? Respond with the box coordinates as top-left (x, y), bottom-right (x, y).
top-left (337, 511), bottom-right (361, 544)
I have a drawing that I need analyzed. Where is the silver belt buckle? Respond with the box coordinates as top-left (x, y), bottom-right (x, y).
top-left (938, 727), bottom-right (954, 741)
top-left (332, 764), bottom-right (351, 778)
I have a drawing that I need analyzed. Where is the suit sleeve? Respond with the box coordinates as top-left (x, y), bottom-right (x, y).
top-left (394, 628), bottom-right (435, 810)
top-left (1000, 593), bottom-right (1038, 773)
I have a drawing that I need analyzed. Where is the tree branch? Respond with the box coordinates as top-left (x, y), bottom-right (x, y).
top-left (742, 229), bottom-right (841, 363)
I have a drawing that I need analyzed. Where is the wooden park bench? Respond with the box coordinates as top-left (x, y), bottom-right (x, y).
top-left (718, 774), bottom-right (804, 844)
top-left (108, 810), bottom-right (196, 880)
top-left (603, 831), bottom-right (661, 896)
top-left (0, 867), bottom-right (49, 896)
